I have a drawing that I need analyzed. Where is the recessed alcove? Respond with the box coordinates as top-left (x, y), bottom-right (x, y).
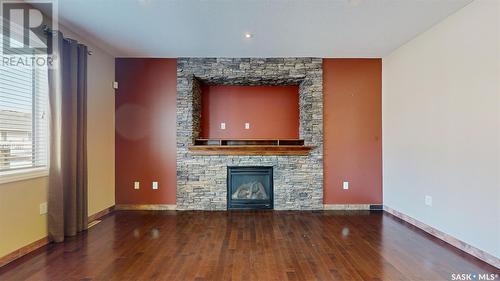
top-left (200, 85), bottom-right (300, 139)
top-left (188, 84), bottom-right (312, 156)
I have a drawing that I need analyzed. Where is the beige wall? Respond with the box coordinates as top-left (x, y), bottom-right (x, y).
top-left (83, 37), bottom-right (116, 216)
top-left (383, 0), bottom-right (499, 258)
top-left (0, 177), bottom-right (48, 257)
top-left (0, 24), bottom-right (115, 258)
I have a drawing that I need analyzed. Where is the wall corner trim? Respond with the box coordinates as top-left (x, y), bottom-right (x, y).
top-left (384, 205), bottom-right (500, 269)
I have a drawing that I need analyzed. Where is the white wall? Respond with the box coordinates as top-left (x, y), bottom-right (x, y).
top-left (383, 0), bottom-right (499, 258)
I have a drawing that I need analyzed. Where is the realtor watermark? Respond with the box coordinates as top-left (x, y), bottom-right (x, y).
top-left (451, 273), bottom-right (499, 281)
top-left (1, 0), bottom-right (57, 68)
top-left (2, 54), bottom-right (53, 66)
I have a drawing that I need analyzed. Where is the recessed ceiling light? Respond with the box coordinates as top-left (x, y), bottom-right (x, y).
top-left (244, 33), bottom-right (253, 39)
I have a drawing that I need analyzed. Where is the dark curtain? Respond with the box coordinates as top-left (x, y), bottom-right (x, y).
top-left (47, 31), bottom-right (88, 242)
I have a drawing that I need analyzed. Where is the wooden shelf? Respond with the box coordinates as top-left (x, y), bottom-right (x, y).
top-left (189, 139), bottom-right (312, 156)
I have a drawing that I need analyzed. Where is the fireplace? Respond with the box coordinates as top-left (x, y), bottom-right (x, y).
top-left (177, 58), bottom-right (324, 210)
top-left (227, 166), bottom-right (273, 210)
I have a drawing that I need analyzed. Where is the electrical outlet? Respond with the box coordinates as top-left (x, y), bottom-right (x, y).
top-left (245, 123), bottom-right (250, 129)
top-left (425, 195), bottom-right (433, 206)
top-left (343, 181), bottom-right (349, 190)
top-left (39, 202), bottom-right (47, 215)
top-left (152, 181), bottom-right (159, 190)
top-left (220, 123), bottom-right (226, 130)
top-left (134, 181), bottom-right (140, 190)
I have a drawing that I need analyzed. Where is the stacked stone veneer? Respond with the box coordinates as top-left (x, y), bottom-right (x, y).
top-left (177, 58), bottom-right (323, 210)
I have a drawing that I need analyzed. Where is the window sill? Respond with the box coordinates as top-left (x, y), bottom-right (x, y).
top-left (0, 168), bottom-right (49, 185)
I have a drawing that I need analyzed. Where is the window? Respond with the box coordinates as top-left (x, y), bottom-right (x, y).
top-left (0, 49), bottom-right (49, 182)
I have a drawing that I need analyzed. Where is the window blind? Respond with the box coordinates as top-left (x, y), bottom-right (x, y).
top-left (0, 45), bottom-right (49, 173)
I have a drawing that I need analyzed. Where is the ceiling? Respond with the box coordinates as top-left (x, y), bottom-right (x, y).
top-left (54, 0), bottom-right (473, 58)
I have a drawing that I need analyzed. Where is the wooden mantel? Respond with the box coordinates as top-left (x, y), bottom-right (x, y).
top-left (188, 139), bottom-right (313, 156)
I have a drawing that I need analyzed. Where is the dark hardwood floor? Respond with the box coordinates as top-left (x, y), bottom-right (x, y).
top-left (0, 211), bottom-right (497, 281)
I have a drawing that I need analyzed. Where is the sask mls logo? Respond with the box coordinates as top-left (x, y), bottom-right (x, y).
top-left (1, 1), bottom-right (53, 55)
top-left (451, 273), bottom-right (499, 281)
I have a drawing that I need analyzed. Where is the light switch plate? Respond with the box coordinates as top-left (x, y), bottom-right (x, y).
top-left (220, 122), bottom-right (226, 130)
top-left (134, 181), bottom-right (140, 190)
top-left (152, 181), bottom-right (159, 190)
top-left (39, 202), bottom-right (47, 215)
top-left (245, 123), bottom-right (250, 129)
top-left (425, 195), bottom-right (433, 206)
top-left (343, 181), bottom-right (349, 190)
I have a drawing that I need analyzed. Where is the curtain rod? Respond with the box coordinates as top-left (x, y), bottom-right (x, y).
top-left (43, 25), bottom-right (93, 55)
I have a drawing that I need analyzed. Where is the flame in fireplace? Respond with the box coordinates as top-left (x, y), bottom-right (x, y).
top-left (231, 181), bottom-right (268, 200)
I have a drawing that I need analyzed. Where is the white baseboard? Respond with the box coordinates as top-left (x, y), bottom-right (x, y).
top-left (384, 205), bottom-right (499, 269)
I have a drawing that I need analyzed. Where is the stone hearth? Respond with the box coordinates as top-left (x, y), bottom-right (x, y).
top-left (176, 58), bottom-right (323, 210)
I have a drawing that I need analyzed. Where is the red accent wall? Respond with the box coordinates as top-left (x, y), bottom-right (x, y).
top-left (114, 58), bottom-right (382, 205)
top-left (200, 85), bottom-right (299, 139)
top-left (115, 58), bottom-right (177, 204)
top-left (323, 58), bottom-right (382, 204)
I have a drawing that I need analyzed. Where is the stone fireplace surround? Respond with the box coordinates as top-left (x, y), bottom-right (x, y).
top-left (176, 58), bottom-right (323, 210)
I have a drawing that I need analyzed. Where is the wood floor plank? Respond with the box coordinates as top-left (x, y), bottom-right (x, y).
top-left (0, 210), bottom-right (497, 281)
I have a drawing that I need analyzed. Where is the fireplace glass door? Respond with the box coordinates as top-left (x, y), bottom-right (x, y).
top-left (227, 166), bottom-right (273, 210)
